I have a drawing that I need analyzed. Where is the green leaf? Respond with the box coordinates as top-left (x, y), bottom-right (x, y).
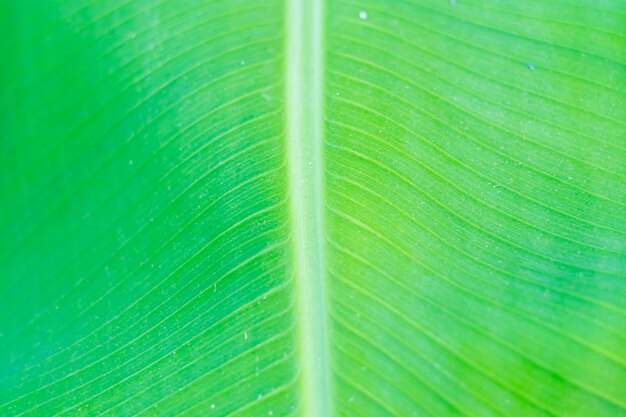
top-left (1, 0), bottom-right (625, 416)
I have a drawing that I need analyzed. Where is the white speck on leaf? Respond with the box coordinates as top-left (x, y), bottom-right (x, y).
top-left (359, 11), bottom-right (368, 19)
top-left (244, 331), bottom-right (248, 340)
top-left (450, 0), bottom-right (457, 7)
top-left (211, 404), bottom-right (216, 410)
top-left (526, 63), bottom-right (536, 71)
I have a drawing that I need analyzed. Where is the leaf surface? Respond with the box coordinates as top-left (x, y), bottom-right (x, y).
top-left (1, 0), bottom-right (625, 416)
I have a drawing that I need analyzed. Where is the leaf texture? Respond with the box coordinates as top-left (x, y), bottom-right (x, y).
top-left (1, 0), bottom-right (625, 416)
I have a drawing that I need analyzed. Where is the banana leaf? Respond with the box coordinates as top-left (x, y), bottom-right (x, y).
top-left (1, 0), bottom-right (625, 416)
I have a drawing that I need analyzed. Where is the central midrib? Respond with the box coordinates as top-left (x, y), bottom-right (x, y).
top-left (285, 0), bottom-right (331, 415)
